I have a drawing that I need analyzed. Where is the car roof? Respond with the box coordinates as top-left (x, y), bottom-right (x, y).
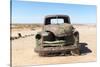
top-left (44, 15), bottom-right (71, 25)
top-left (45, 15), bottom-right (69, 19)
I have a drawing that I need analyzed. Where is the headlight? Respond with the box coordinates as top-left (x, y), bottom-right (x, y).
top-left (35, 32), bottom-right (49, 40)
top-left (35, 34), bottom-right (41, 39)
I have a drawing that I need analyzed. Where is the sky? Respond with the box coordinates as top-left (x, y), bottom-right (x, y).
top-left (12, 0), bottom-right (96, 24)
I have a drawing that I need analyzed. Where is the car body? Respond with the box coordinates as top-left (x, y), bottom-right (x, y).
top-left (34, 15), bottom-right (80, 56)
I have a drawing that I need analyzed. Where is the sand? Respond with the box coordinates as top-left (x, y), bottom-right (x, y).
top-left (11, 24), bottom-right (96, 67)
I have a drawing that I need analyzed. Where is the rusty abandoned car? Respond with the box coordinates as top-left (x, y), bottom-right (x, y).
top-left (34, 15), bottom-right (80, 56)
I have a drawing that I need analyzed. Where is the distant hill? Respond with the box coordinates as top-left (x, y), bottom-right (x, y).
top-left (11, 24), bottom-right (43, 29)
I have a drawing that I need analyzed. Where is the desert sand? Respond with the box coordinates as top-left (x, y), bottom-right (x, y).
top-left (11, 24), bottom-right (96, 67)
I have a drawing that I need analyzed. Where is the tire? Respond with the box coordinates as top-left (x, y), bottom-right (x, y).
top-left (36, 39), bottom-right (41, 47)
top-left (71, 32), bottom-right (80, 56)
top-left (39, 53), bottom-right (46, 56)
top-left (39, 52), bottom-right (48, 56)
top-left (74, 33), bottom-right (79, 48)
top-left (71, 48), bottom-right (80, 56)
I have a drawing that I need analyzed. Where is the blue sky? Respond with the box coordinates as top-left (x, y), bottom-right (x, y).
top-left (12, 0), bottom-right (96, 24)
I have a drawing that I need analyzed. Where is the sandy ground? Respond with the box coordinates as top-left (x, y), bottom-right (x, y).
top-left (11, 25), bottom-right (96, 67)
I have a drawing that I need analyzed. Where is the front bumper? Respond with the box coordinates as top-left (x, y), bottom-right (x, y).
top-left (34, 45), bottom-right (78, 53)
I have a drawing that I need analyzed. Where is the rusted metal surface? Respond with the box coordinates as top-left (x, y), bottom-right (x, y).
top-left (34, 15), bottom-right (80, 56)
top-left (44, 23), bottom-right (73, 37)
top-left (35, 45), bottom-right (77, 53)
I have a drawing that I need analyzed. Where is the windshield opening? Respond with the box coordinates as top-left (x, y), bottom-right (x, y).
top-left (50, 19), bottom-right (64, 24)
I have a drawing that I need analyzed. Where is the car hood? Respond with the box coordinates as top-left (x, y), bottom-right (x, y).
top-left (44, 23), bottom-right (73, 37)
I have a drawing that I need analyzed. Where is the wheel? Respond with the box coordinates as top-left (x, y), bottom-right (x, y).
top-left (36, 39), bottom-right (41, 47)
top-left (39, 52), bottom-right (46, 56)
top-left (71, 48), bottom-right (80, 56)
top-left (73, 32), bottom-right (79, 48)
